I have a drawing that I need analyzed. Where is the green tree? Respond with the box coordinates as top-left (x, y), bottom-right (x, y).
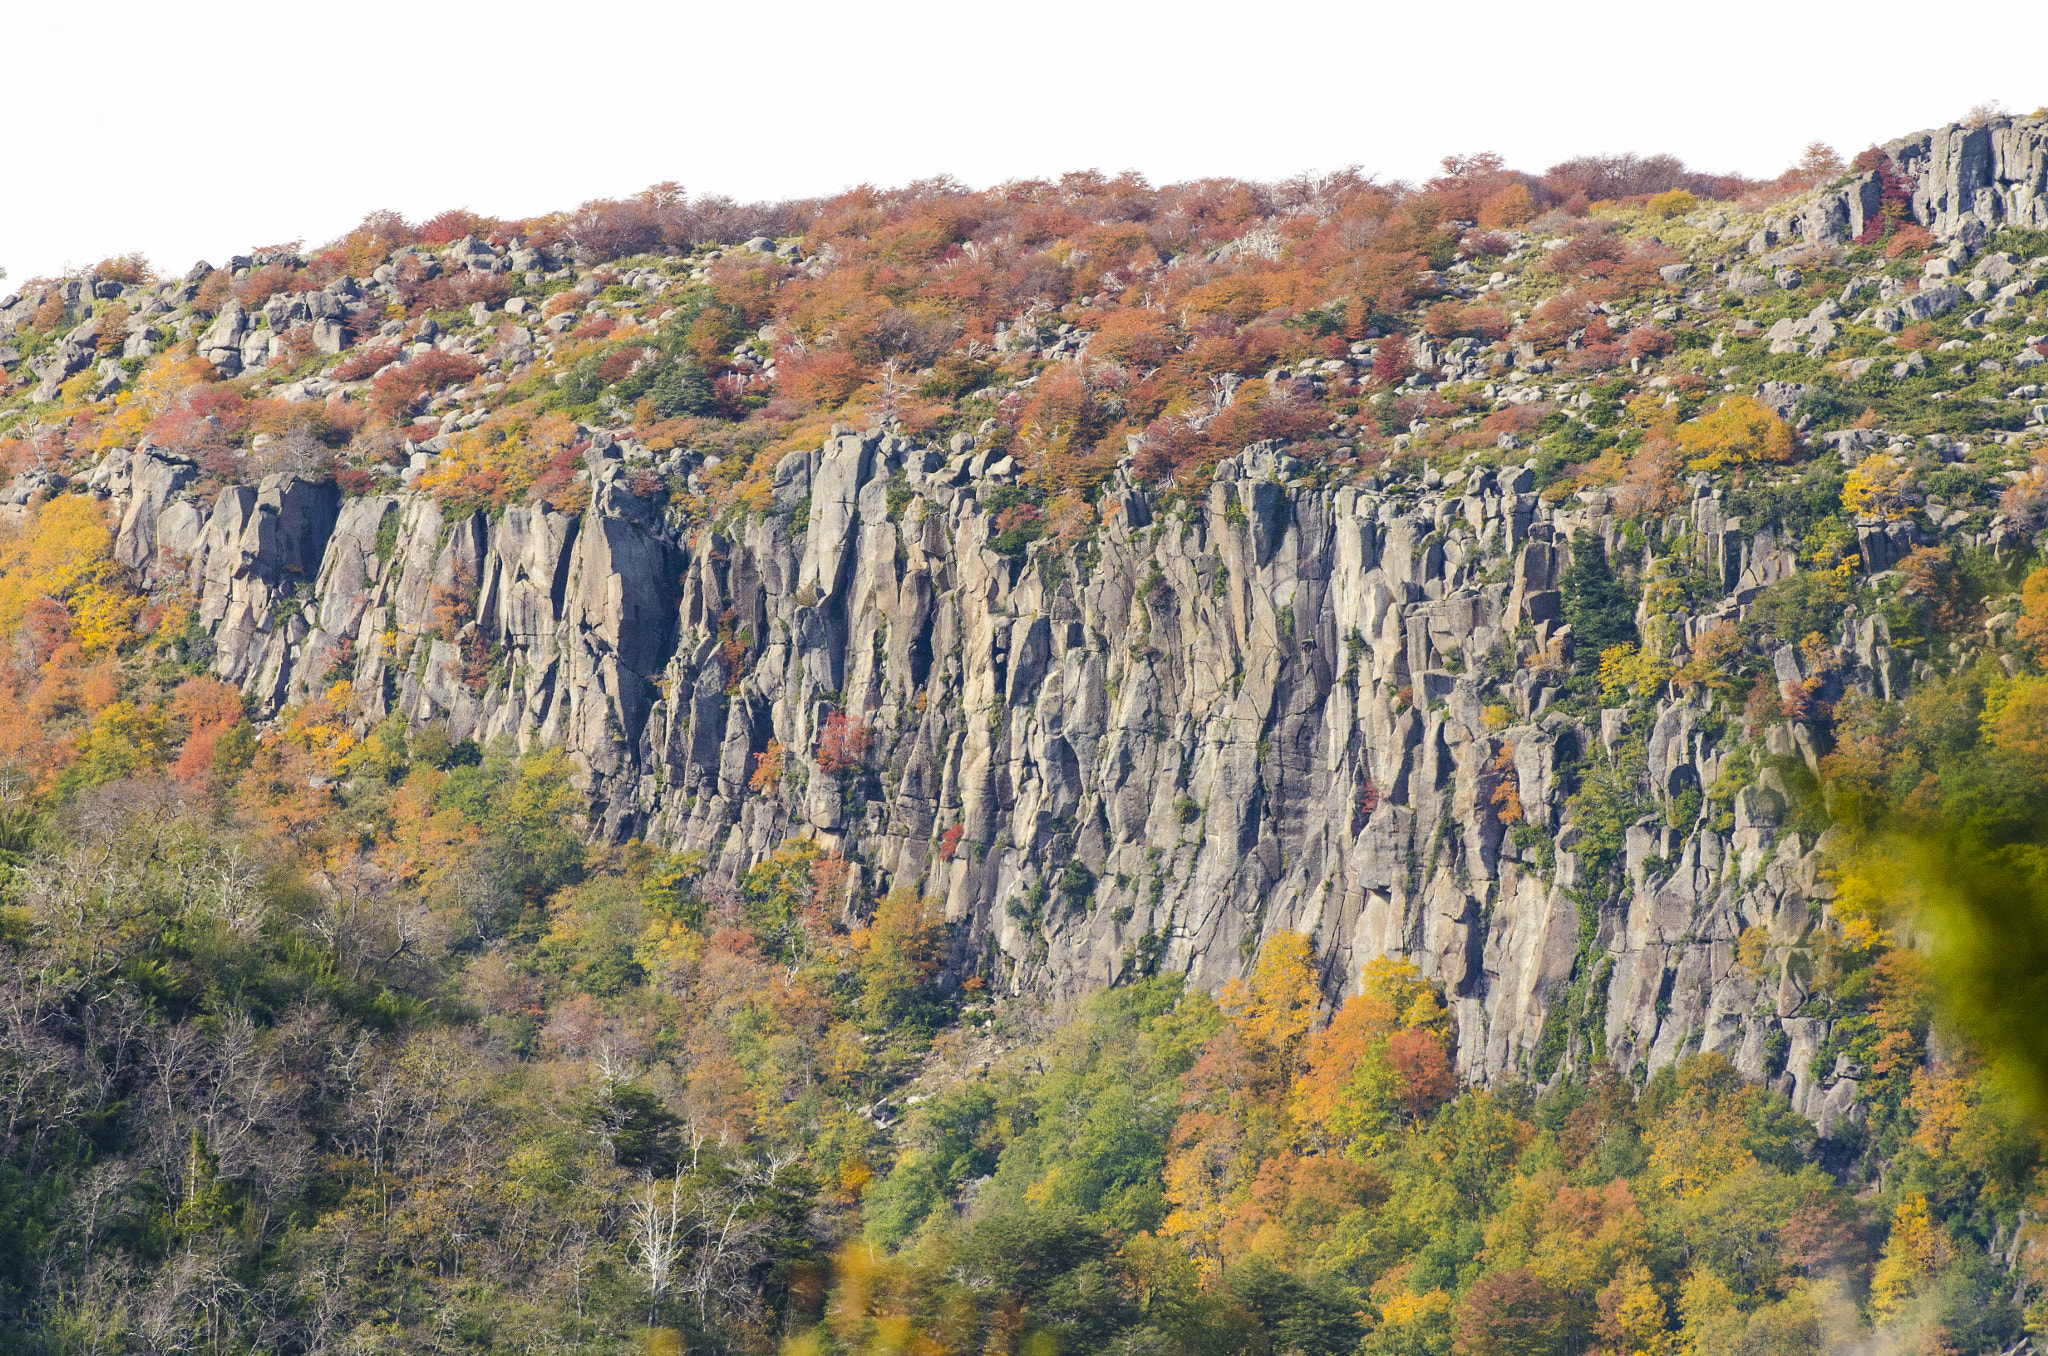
top-left (1560, 531), bottom-right (1636, 671)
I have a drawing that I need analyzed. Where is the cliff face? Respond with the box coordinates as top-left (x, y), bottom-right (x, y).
top-left (1887, 116), bottom-right (2048, 240)
top-left (104, 429), bottom-right (1890, 1133)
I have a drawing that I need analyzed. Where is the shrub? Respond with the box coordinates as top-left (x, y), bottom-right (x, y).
top-left (368, 351), bottom-right (483, 421)
top-left (779, 348), bottom-right (869, 408)
top-left (419, 209), bottom-right (496, 246)
top-left (233, 263), bottom-right (302, 309)
top-left (1372, 335), bottom-right (1415, 386)
top-left (91, 253), bottom-right (156, 285)
top-left (816, 712), bottom-right (873, 775)
top-left (1425, 302), bottom-right (1509, 343)
top-left (333, 345), bottom-right (400, 382)
top-left (569, 197), bottom-right (664, 260)
top-left (1625, 327), bottom-right (1672, 361)
top-left (749, 740), bottom-right (784, 794)
top-left (1477, 184), bottom-right (1535, 229)
top-left (1646, 189), bottom-right (1698, 219)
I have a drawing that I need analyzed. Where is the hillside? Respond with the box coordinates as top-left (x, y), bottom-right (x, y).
top-left (0, 113), bottom-right (2046, 1355)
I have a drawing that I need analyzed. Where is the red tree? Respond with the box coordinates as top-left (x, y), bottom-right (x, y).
top-left (817, 712), bottom-right (873, 776)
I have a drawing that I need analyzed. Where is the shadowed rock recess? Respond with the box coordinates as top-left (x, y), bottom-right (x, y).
top-left (116, 426), bottom-right (1883, 1130)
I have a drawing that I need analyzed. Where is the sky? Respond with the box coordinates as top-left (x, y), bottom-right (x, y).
top-left (3, 0), bottom-right (2044, 286)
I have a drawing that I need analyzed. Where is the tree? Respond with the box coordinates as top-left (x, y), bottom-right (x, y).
top-left (816, 712), bottom-right (873, 776)
top-left (856, 889), bottom-right (947, 1032)
top-left (1560, 531), bottom-right (1636, 664)
top-left (632, 1167), bottom-right (688, 1314)
top-left (1675, 395), bottom-right (1793, 473)
top-left (1870, 1192), bottom-right (1951, 1317)
top-left (1454, 1269), bottom-right (1565, 1356)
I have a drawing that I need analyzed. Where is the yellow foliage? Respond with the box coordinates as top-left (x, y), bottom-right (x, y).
top-left (278, 690), bottom-right (358, 773)
top-left (85, 348), bottom-right (213, 451)
top-left (1675, 395), bottom-right (1793, 473)
top-left (416, 404), bottom-right (580, 510)
top-left (1361, 955), bottom-right (1447, 1036)
top-left (70, 578), bottom-right (141, 655)
top-left (0, 495), bottom-right (139, 656)
top-left (1841, 452), bottom-right (1913, 521)
top-left (1647, 189), bottom-right (1699, 220)
top-left (1597, 1259), bottom-right (1672, 1356)
top-left (1219, 931), bottom-right (1322, 1061)
top-left (1981, 675), bottom-right (2048, 780)
top-left (1598, 643), bottom-right (1670, 704)
top-left (1736, 925), bottom-right (1771, 977)
top-left (1671, 620), bottom-right (1742, 693)
top-left (1379, 1287), bottom-right (1454, 1329)
top-left (1905, 1063), bottom-right (1974, 1158)
top-left (1828, 847), bottom-right (1904, 953)
top-left (1870, 1192), bottom-right (1951, 1317)
top-left (1676, 1269), bottom-right (1740, 1353)
top-left (1645, 1059), bottom-right (1762, 1197)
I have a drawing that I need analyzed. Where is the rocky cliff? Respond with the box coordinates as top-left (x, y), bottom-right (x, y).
top-left (94, 421), bottom-right (1911, 1137)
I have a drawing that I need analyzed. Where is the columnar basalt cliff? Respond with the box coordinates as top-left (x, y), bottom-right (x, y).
top-left (103, 426), bottom-right (1899, 1134)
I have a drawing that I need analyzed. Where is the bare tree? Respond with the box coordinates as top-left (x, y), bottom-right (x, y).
top-left (630, 1168), bottom-right (688, 1318)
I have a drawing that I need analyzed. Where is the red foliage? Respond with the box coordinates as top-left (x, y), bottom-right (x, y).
top-left (594, 347), bottom-right (651, 385)
top-left (1625, 327), bottom-right (1673, 361)
top-left (816, 712), bottom-right (874, 775)
top-left (779, 349), bottom-right (869, 408)
top-left (368, 351), bottom-right (483, 422)
top-left (332, 467), bottom-right (376, 495)
top-left (1425, 302), bottom-right (1510, 344)
top-left (404, 270), bottom-right (512, 317)
top-left (1372, 334), bottom-right (1415, 386)
top-left (1455, 1269), bottom-right (1566, 1356)
top-left (938, 824), bottom-right (963, 860)
top-left (419, 209), bottom-right (497, 246)
top-left (527, 442), bottom-right (585, 508)
top-left (1385, 1027), bottom-right (1456, 1119)
top-left (1853, 153), bottom-right (1917, 246)
top-left (332, 344), bottom-right (399, 382)
top-left (233, 262), bottom-right (305, 309)
top-left (24, 599), bottom-right (74, 666)
top-left (569, 196), bottom-right (665, 260)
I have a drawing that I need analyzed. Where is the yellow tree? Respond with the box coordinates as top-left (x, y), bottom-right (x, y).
top-left (1164, 933), bottom-right (1324, 1268)
top-left (1674, 396), bottom-right (1793, 473)
top-left (1870, 1192), bottom-right (1952, 1317)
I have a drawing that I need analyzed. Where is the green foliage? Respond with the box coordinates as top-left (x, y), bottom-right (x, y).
top-left (372, 502), bottom-right (401, 564)
top-left (1560, 531), bottom-right (1636, 669)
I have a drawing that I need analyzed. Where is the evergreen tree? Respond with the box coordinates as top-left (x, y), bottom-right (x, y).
top-left (1561, 530), bottom-right (1637, 667)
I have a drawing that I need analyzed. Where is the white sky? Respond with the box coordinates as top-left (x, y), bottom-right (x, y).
top-left (4, 0), bottom-right (2043, 286)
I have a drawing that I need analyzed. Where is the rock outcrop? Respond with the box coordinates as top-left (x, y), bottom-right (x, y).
top-left (95, 428), bottom-right (1893, 1130)
top-left (1888, 114), bottom-right (2048, 240)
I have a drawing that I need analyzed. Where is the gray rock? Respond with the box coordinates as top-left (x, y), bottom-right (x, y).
top-left (198, 302), bottom-right (249, 374)
top-left (1755, 381), bottom-right (1813, 418)
top-left (1887, 119), bottom-right (2048, 240)
top-left (1899, 283), bottom-right (1963, 322)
